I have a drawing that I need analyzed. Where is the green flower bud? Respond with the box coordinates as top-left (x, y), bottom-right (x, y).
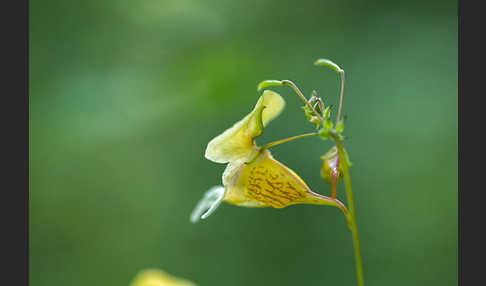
top-left (335, 120), bottom-right (345, 133)
top-left (318, 127), bottom-right (329, 140)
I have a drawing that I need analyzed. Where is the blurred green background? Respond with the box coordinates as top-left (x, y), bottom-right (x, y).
top-left (30, 0), bottom-right (457, 285)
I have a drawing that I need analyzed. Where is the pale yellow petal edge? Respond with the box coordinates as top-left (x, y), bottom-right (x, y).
top-left (205, 90), bottom-right (285, 163)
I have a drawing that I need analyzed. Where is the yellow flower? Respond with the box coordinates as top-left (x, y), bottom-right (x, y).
top-left (129, 269), bottom-right (196, 286)
top-left (191, 90), bottom-right (348, 223)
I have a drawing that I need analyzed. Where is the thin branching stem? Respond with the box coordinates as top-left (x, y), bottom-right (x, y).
top-left (281, 80), bottom-right (325, 122)
top-left (261, 132), bottom-right (318, 150)
top-left (336, 70), bottom-right (346, 124)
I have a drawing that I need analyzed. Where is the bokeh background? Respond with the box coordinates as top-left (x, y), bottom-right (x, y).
top-left (30, 0), bottom-right (457, 285)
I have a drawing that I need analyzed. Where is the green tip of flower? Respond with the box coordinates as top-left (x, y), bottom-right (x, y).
top-left (314, 58), bottom-right (343, 73)
top-left (257, 80), bottom-right (283, 91)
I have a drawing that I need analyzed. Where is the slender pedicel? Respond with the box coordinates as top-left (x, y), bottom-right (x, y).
top-left (336, 70), bottom-right (346, 124)
top-left (257, 79), bottom-right (324, 122)
top-left (281, 80), bottom-right (324, 122)
top-left (260, 132), bottom-right (318, 150)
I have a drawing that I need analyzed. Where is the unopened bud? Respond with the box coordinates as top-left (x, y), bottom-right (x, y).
top-left (320, 146), bottom-right (343, 184)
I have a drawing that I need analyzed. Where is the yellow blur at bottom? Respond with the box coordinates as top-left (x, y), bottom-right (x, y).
top-left (129, 269), bottom-right (197, 286)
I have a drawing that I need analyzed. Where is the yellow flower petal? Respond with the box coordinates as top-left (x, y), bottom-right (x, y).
top-left (223, 150), bottom-right (348, 214)
top-left (205, 90), bottom-right (285, 163)
top-left (130, 269), bottom-right (196, 286)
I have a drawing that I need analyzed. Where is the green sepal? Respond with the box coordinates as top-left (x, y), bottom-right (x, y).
top-left (302, 94), bottom-right (329, 129)
top-left (323, 118), bottom-right (333, 130)
top-left (309, 94), bottom-right (324, 114)
top-left (335, 120), bottom-right (344, 133)
top-left (323, 106), bottom-right (331, 119)
top-left (318, 127), bottom-right (329, 140)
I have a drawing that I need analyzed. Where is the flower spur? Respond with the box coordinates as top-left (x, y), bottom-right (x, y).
top-left (190, 90), bottom-right (348, 223)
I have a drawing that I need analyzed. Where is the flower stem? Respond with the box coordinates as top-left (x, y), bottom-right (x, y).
top-left (281, 80), bottom-right (325, 122)
top-left (331, 133), bottom-right (364, 286)
top-left (342, 163), bottom-right (364, 286)
top-left (331, 171), bottom-right (337, 199)
top-left (261, 132), bottom-right (318, 150)
top-left (336, 70), bottom-right (346, 124)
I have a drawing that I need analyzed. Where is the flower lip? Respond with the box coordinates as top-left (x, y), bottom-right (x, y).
top-left (222, 149), bottom-right (349, 215)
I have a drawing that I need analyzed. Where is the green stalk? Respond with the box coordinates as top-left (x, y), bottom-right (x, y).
top-left (245, 133), bottom-right (318, 165)
top-left (316, 59), bottom-right (363, 286)
top-left (281, 80), bottom-right (325, 122)
top-left (336, 70), bottom-right (346, 123)
top-left (260, 132), bottom-right (318, 150)
top-left (265, 75), bottom-right (364, 286)
top-left (332, 133), bottom-right (364, 286)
